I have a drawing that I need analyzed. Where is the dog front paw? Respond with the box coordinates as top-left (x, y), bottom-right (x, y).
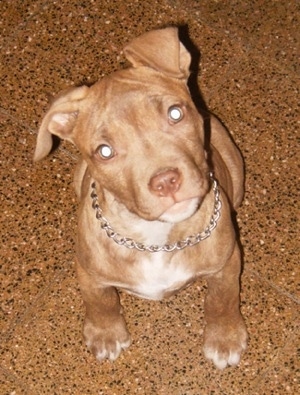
top-left (83, 318), bottom-right (131, 362)
top-left (203, 320), bottom-right (248, 369)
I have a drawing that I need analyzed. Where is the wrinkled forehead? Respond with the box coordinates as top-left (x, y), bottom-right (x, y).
top-left (89, 68), bottom-right (190, 117)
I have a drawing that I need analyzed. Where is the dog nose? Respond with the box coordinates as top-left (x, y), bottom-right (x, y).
top-left (149, 169), bottom-right (181, 197)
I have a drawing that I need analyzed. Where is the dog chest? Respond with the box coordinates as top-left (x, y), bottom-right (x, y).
top-left (130, 252), bottom-right (194, 300)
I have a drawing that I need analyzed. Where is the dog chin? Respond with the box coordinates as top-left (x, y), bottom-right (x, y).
top-left (158, 197), bottom-right (200, 223)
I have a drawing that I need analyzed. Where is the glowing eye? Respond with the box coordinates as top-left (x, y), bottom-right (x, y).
top-left (168, 106), bottom-right (183, 122)
top-left (98, 144), bottom-right (114, 159)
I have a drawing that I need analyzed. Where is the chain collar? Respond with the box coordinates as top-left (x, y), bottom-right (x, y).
top-left (90, 173), bottom-right (222, 253)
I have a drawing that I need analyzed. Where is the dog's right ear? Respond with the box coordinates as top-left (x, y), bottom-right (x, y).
top-left (34, 86), bottom-right (89, 162)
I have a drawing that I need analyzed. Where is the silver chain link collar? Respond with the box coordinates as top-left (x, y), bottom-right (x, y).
top-left (90, 173), bottom-right (222, 253)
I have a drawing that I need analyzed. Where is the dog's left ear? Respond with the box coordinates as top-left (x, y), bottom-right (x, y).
top-left (123, 27), bottom-right (191, 80)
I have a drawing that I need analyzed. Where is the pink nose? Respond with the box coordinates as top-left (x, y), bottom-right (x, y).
top-left (149, 169), bottom-right (181, 197)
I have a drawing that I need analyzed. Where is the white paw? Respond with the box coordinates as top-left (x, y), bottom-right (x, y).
top-left (203, 343), bottom-right (246, 370)
top-left (83, 318), bottom-right (131, 362)
top-left (94, 338), bottom-right (131, 362)
top-left (203, 321), bottom-right (248, 369)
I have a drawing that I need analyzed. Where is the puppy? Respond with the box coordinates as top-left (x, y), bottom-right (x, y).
top-left (34, 27), bottom-right (247, 369)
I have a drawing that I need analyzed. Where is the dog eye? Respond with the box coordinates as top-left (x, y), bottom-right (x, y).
top-left (97, 144), bottom-right (114, 159)
top-left (168, 106), bottom-right (183, 122)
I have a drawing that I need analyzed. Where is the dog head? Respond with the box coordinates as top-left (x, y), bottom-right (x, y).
top-left (34, 27), bottom-right (210, 223)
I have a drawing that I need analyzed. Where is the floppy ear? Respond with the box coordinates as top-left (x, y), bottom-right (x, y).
top-left (123, 27), bottom-right (191, 79)
top-left (34, 86), bottom-right (89, 161)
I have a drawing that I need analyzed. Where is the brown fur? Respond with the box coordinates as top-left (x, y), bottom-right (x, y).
top-left (34, 27), bottom-right (247, 369)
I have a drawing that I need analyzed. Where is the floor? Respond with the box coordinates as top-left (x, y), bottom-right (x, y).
top-left (0, 1), bottom-right (299, 394)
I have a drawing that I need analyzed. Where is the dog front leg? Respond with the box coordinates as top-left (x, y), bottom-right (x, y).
top-left (77, 263), bottom-right (131, 362)
top-left (203, 244), bottom-right (248, 369)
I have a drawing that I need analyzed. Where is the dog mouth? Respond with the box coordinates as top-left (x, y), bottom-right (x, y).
top-left (158, 196), bottom-right (201, 223)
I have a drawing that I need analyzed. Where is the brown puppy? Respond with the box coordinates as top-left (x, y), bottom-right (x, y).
top-left (34, 27), bottom-right (247, 369)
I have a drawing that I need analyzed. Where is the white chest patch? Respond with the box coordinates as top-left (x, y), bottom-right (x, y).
top-left (106, 214), bottom-right (193, 299)
top-left (132, 252), bottom-right (193, 300)
top-left (130, 218), bottom-right (173, 246)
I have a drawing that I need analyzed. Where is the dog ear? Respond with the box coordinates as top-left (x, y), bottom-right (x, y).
top-left (34, 86), bottom-right (89, 161)
top-left (123, 27), bottom-right (191, 79)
